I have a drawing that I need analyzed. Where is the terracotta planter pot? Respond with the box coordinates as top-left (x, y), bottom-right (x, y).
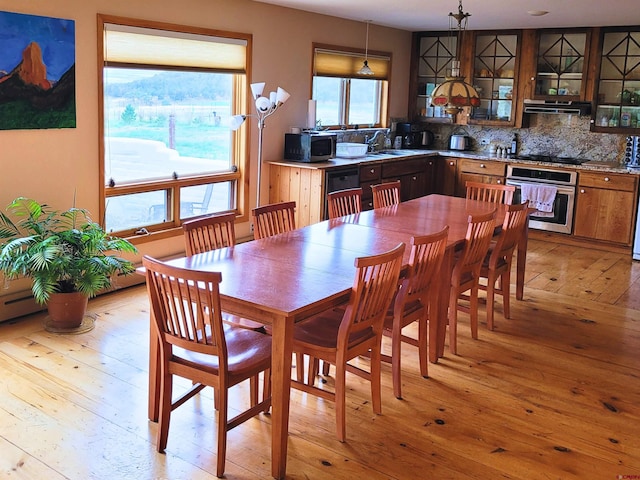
top-left (47, 292), bottom-right (89, 329)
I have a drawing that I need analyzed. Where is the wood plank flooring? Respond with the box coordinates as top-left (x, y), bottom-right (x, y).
top-left (1, 238), bottom-right (640, 479)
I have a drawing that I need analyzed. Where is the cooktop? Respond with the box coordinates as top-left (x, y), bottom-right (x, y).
top-left (513, 154), bottom-right (589, 165)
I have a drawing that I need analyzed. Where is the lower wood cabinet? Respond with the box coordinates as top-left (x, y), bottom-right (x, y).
top-left (573, 171), bottom-right (638, 246)
top-left (455, 158), bottom-right (507, 197)
top-left (437, 157), bottom-right (458, 196)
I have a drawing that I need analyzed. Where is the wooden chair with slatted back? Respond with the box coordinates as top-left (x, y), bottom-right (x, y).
top-left (448, 209), bottom-right (497, 355)
top-left (480, 202), bottom-right (529, 331)
top-left (251, 201), bottom-right (296, 240)
top-left (291, 243), bottom-right (405, 442)
top-left (327, 187), bottom-right (363, 219)
top-left (183, 213), bottom-right (264, 332)
top-left (382, 226), bottom-right (449, 399)
top-left (371, 180), bottom-right (401, 209)
top-left (182, 212), bottom-right (236, 256)
top-left (465, 181), bottom-right (515, 205)
top-left (142, 255), bottom-right (272, 478)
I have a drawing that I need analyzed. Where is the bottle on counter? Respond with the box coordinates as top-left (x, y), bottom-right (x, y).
top-left (511, 133), bottom-right (518, 156)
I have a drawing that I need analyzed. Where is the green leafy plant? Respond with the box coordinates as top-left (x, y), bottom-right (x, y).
top-left (0, 197), bottom-right (138, 304)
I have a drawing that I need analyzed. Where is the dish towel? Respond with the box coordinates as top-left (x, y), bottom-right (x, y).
top-left (520, 183), bottom-right (557, 218)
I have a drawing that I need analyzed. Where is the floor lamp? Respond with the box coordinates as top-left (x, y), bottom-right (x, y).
top-left (230, 82), bottom-right (290, 208)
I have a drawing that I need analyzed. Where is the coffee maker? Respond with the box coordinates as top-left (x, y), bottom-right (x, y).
top-left (396, 123), bottom-right (434, 149)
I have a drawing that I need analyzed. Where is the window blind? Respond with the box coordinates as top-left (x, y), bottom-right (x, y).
top-left (104, 23), bottom-right (248, 73)
top-left (314, 47), bottom-right (390, 80)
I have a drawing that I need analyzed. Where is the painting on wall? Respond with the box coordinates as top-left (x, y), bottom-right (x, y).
top-left (0, 10), bottom-right (76, 130)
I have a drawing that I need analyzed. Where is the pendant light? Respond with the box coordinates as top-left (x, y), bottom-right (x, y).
top-left (357, 20), bottom-right (374, 76)
top-left (430, 0), bottom-right (480, 115)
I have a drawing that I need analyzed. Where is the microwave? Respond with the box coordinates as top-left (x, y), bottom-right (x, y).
top-left (284, 132), bottom-right (336, 162)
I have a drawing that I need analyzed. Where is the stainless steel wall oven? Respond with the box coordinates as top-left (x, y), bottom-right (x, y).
top-left (506, 165), bottom-right (577, 234)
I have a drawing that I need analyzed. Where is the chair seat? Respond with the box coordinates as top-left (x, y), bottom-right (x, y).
top-left (173, 327), bottom-right (272, 378)
top-left (294, 308), bottom-right (375, 350)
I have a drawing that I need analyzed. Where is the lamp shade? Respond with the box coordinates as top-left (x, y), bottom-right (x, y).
top-left (229, 114), bottom-right (247, 130)
top-left (431, 76), bottom-right (481, 114)
top-left (276, 87), bottom-right (290, 104)
top-left (250, 82), bottom-right (265, 99)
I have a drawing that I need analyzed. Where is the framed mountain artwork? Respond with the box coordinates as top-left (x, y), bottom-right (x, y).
top-left (0, 11), bottom-right (76, 130)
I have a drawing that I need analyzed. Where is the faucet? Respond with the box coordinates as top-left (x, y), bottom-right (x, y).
top-left (365, 129), bottom-right (389, 152)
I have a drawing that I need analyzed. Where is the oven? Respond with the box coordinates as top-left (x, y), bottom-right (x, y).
top-left (506, 165), bottom-right (577, 234)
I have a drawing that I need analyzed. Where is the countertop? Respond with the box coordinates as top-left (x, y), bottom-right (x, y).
top-left (269, 149), bottom-right (636, 175)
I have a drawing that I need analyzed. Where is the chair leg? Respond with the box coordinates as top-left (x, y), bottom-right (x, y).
top-left (391, 321), bottom-right (403, 399)
top-left (307, 357), bottom-right (319, 385)
top-left (296, 353), bottom-right (305, 382)
top-left (370, 346), bottom-right (383, 415)
top-left (157, 371), bottom-right (173, 452)
top-left (322, 360), bottom-right (330, 376)
top-left (216, 386), bottom-right (228, 478)
top-left (449, 287), bottom-right (458, 355)
top-left (418, 310), bottom-right (429, 378)
top-left (486, 273), bottom-right (497, 331)
top-left (470, 284), bottom-right (479, 340)
top-left (334, 362), bottom-right (347, 442)
top-left (502, 269), bottom-right (512, 319)
top-left (250, 375), bottom-right (258, 406)
top-left (263, 369), bottom-right (272, 413)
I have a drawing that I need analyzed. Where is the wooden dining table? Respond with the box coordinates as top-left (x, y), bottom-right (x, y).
top-left (145, 194), bottom-right (523, 479)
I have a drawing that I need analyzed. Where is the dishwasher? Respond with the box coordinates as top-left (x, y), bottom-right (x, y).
top-left (324, 167), bottom-right (360, 219)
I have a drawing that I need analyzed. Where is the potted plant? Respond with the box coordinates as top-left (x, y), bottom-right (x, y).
top-left (0, 197), bottom-right (138, 328)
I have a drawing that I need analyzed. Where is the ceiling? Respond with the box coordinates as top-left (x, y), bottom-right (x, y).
top-left (252, 0), bottom-right (640, 32)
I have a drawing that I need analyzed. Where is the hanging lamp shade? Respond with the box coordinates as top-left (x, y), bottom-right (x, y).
top-left (357, 20), bottom-right (375, 76)
top-left (430, 1), bottom-right (480, 114)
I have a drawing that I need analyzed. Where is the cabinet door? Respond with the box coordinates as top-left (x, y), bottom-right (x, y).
top-left (410, 32), bottom-right (457, 123)
top-left (438, 157), bottom-right (458, 196)
top-left (574, 187), bottom-right (635, 245)
top-left (468, 31), bottom-right (521, 126)
top-left (402, 172), bottom-right (428, 200)
top-left (593, 28), bottom-right (640, 132)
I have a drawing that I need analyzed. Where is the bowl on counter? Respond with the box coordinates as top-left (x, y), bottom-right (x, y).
top-left (336, 143), bottom-right (368, 158)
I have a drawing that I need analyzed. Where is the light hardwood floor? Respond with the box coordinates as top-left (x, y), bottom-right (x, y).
top-left (1, 238), bottom-right (640, 479)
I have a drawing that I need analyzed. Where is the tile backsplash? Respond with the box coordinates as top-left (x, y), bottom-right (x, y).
top-left (429, 114), bottom-right (626, 164)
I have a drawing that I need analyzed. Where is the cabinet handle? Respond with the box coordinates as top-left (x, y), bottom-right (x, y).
top-left (580, 189), bottom-right (585, 193)
top-left (604, 177), bottom-right (610, 182)
top-left (370, 169), bottom-right (375, 174)
top-left (449, 161), bottom-right (455, 166)
top-left (412, 176), bottom-right (417, 181)
top-left (497, 180), bottom-right (502, 184)
top-left (480, 164), bottom-right (486, 168)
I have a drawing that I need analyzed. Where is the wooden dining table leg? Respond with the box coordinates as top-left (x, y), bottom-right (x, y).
top-left (434, 246), bottom-right (454, 361)
top-left (269, 315), bottom-right (294, 479)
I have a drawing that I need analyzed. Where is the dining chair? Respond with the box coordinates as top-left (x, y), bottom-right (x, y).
top-left (479, 202), bottom-right (529, 330)
top-left (327, 187), bottom-right (363, 219)
top-left (251, 201), bottom-right (296, 240)
top-left (291, 242), bottom-right (405, 442)
top-left (182, 213), bottom-right (265, 332)
top-left (371, 180), bottom-right (401, 209)
top-left (182, 212), bottom-right (236, 256)
top-left (142, 255), bottom-right (272, 478)
top-left (382, 226), bottom-right (449, 399)
top-left (448, 209), bottom-right (497, 355)
top-left (465, 181), bottom-right (515, 205)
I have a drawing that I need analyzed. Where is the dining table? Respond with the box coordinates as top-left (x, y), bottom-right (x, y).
top-left (145, 194), bottom-right (524, 479)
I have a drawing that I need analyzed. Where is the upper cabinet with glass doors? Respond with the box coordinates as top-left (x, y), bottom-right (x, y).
top-left (410, 32), bottom-right (457, 123)
top-left (533, 30), bottom-right (591, 100)
top-left (593, 27), bottom-right (640, 132)
top-left (468, 31), bottom-right (521, 126)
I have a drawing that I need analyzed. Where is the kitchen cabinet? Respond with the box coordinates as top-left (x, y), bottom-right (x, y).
top-left (455, 158), bottom-right (507, 197)
top-left (269, 164), bottom-right (325, 227)
top-left (437, 156), bottom-right (458, 196)
top-left (409, 31), bottom-right (457, 123)
top-left (360, 163), bottom-right (382, 210)
top-left (467, 31), bottom-right (522, 127)
top-left (592, 27), bottom-right (640, 132)
top-left (519, 29), bottom-right (594, 102)
top-left (574, 171), bottom-right (638, 246)
top-left (379, 157), bottom-right (433, 206)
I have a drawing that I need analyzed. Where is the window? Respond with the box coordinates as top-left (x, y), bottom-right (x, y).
top-left (98, 16), bottom-right (251, 236)
top-left (312, 44), bottom-right (391, 128)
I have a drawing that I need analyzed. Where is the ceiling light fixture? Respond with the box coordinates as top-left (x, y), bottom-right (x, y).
top-left (357, 20), bottom-right (374, 76)
top-left (430, 0), bottom-right (481, 115)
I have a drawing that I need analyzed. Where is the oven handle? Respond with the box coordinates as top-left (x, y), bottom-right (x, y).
top-left (506, 179), bottom-right (575, 195)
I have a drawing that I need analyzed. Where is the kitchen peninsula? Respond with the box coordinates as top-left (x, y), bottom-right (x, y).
top-left (268, 149), bottom-right (638, 251)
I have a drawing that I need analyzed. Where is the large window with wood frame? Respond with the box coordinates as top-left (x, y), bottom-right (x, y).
top-left (312, 44), bottom-right (391, 129)
top-left (98, 16), bottom-right (250, 236)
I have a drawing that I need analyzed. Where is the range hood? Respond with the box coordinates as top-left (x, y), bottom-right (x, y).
top-left (523, 99), bottom-right (592, 115)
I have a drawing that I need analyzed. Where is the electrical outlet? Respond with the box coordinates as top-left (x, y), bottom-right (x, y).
top-left (480, 138), bottom-right (490, 145)
top-left (434, 134), bottom-right (442, 140)
top-left (250, 223), bottom-right (254, 233)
